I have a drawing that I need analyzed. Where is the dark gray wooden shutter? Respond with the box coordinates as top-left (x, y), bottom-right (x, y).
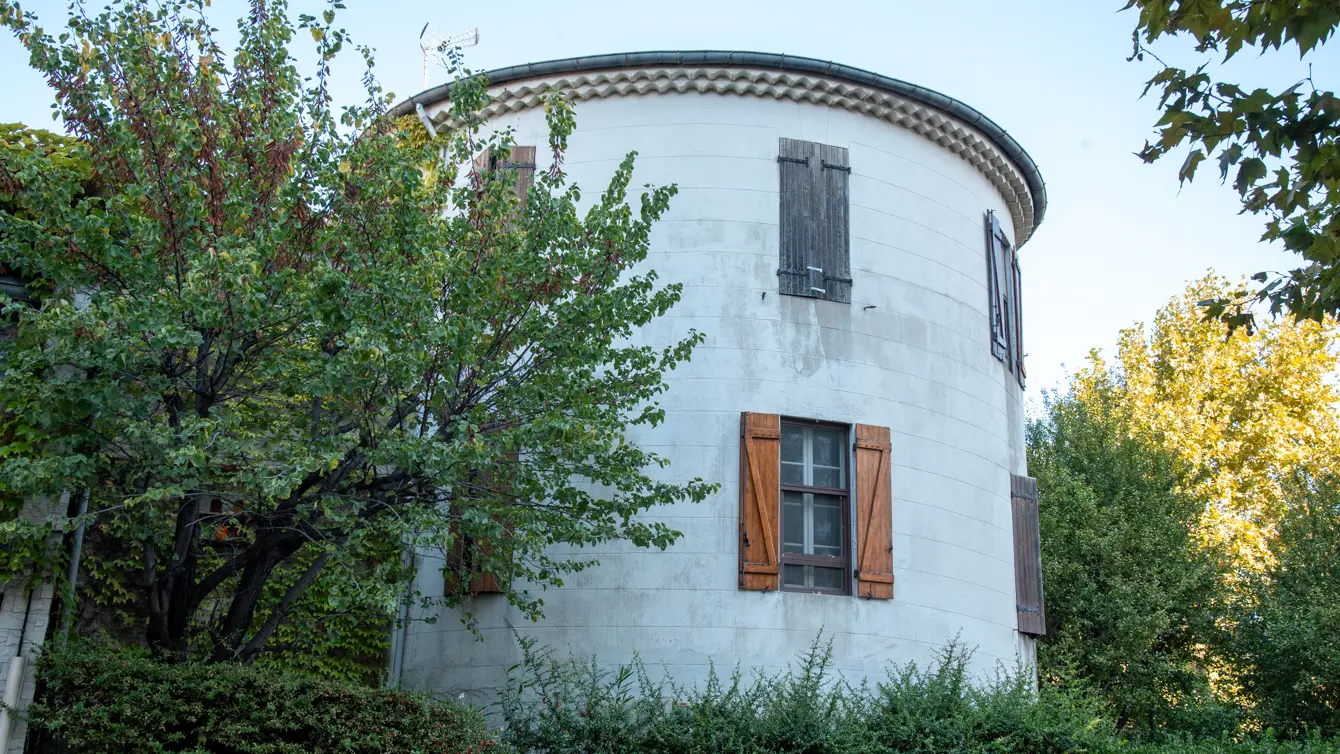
top-left (778, 138), bottom-right (814, 297)
top-left (818, 143), bottom-right (852, 303)
top-left (985, 212), bottom-right (1010, 363)
top-left (1011, 251), bottom-right (1025, 387)
top-left (1011, 474), bottom-right (1046, 636)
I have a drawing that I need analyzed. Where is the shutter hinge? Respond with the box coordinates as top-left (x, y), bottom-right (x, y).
top-left (502, 162), bottom-right (537, 170)
top-left (1016, 604), bottom-right (1041, 614)
top-left (777, 155), bottom-right (810, 166)
top-left (821, 161), bottom-right (851, 172)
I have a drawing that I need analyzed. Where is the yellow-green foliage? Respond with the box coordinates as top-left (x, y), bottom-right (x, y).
top-left (1072, 274), bottom-right (1340, 573)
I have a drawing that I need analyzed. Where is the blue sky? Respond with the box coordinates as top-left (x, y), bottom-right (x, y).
top-left (3, 0), bottom-right (1334, 405)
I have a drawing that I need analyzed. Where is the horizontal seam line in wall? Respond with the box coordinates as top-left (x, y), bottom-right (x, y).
top-left (655, 313), bottom-right (1013, 395)
top-left (849, 140), bottom-right (986, 211)
top-left (404, 624), bottom-right (1019, 659)
top-left (848, 229), bottom-right (986, 295)
top-left (680, 343), bottom-right (1008, 433)
top-left (894, 566), bottom-right (1013, 598)
top-left (898, 497), bottom-right (1010, 534)
top-left (661, 375), bottom-right (1013, 461)
top-left (850, 173), bottom-right (977, 227)
top-left (900, 528), bottom-right (1012, 566)
top-left (651, 269), bottom-right (990, 338)
top-left (890, 460), bottom-right (1001, 499)
top-left (643, 252), bottom-right (992, 324)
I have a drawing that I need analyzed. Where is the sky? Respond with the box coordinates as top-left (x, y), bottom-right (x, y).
top-left (2, 0), bottom-right (1335, 406)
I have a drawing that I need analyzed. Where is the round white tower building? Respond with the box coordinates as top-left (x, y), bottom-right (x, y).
top-left (394, 51), bottom-right (1047, 702)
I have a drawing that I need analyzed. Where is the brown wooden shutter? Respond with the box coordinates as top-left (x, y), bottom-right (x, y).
top-left (1011, 474), bottom-right (1046, 635)
top-left (505, 145), bottom-right (536, 206)
top-left (739, 412), bottom-right (781, 591)
top-left (778, 139), bottom-right (814, 298)
top-left (985, 212), bottom-right (1009, 362)
top-left (446, 451), bottom-right (518, 597)
top-left (818, 143), bottom-right (852, 304)
top-left (854, 424), bottom-right (894, 599)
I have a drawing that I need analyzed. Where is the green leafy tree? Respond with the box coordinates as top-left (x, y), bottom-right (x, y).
top-left (1124, 1), bottom-right (1340, 328)
top-left (0, 0), bottom-right (711, 667)
top-left (1028, 390), bottom-right (1227, 735)
top-left (1233, 473), bottom-right (1340, 736)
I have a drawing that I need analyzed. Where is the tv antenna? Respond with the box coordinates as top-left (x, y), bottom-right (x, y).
top-left (419, 23), bottom-right (479, 89)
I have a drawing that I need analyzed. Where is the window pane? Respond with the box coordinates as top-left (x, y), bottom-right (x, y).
top-left (783, 564), bottom-right (806, 588)
top-left (811, 494), bottom-right (843, 555)
top-left (812, 427), bottom-right (845, 488)
top-left (781, 425), bottom-right (805, 464)
top-left (782, 492), bottom-right (805, 554)
top-left (781, 461), bottom-right (805, 486)
top-left (812, 465), bottom-right (842, 489)
top-left (812, 566), bottom-right (845, 591)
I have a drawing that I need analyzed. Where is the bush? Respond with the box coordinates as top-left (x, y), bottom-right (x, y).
top-left (500, 634), bottom-right (1340, 754)
top-left (27, 643), bottom-right (499, 754)
top-left (501, 635), bottom-right (1119, 754)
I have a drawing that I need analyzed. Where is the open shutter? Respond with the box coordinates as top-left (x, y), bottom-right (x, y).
top-left (739, 412), bottom-right (781, 591)
top-left (854, 424), bottom-right (894, 599)
top-left (985, 212), bottom-right (1009, 362)
top-left (1011, 252), bottom-right (1025, 387)
top-left (818, 143), bottom-right (852, 303)
top-left (1011, 474), bottom-right (1046, 635)
top-left (778, 138), bottom-right (815, 297)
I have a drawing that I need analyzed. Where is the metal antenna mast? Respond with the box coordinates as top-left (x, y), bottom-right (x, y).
top-left (419, 23), bottom-right (479, 89)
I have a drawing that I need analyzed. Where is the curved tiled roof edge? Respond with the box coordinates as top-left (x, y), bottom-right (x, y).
top-left (391, 51), bottom-right (1047, 243)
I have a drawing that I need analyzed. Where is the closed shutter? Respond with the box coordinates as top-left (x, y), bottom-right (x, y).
top-left (1011, 474), bottom-right (1046, 635)
top-left (472, 145), bottom-right (535, 207)
top-left (818, 143), bottom-right (852, 304)
top-left (778, 138), bottom-right (851, 303)
top-left (778, 139), bottom-right (814, 297)
top-left (505, 145), bottom-right (536, 207)
top-left (1011, 252), bottom-right (1025, 387)
top-left (446, 452), bottom-right (518, 597)
top-left (854, 424), bottom-right (894, 599)
top-left (985, 212), bottom-right (1009, 362)
top-left (739, 412), bottom-right (781, 591)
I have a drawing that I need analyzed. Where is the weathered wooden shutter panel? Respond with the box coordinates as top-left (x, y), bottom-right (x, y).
top-left (472, 148), bottom-right (491, 190)
top-left (505, 145), bottom-right (536, 206)
top-left (778, 139), bottom-right (815, 297)
top-left (818, 143), bottom-right (852, 303)
top-left (1011, 474), bottom-right (1046, 635)
top-left (445, 451), bottom-right (519, 597)
top-left (985, 212), bottom-right (1009, 362)
top-left (854, 424), bottom-right (894, 599)
top-left (1011, 252), bottom-right (1025, 387)
top-left (739, 412), bottom-right (781, 591)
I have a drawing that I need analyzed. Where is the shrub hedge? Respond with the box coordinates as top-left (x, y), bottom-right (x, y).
top-left (26, 643), bottom-right (498, 754)
top-left (500, 636), bottom-right (1340, 754)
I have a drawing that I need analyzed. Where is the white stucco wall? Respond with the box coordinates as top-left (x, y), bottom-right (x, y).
top-left (401, 75), bottom-right (1035, 704)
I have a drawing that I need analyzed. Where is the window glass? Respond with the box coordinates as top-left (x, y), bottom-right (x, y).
top-left (782, 492), bottom-right (805, 554)
top-left (811, 494), bottom-right (843, 555)
top-left (781, 425), bottom-right (805, 486)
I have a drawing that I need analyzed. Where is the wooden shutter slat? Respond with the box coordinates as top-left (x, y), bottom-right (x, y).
top-left (1012, 252), bottom-right (1025, 387)
top-left (778, 139), bottom-right (814, 297)
top-left (985, 212), bottom-right (1009, 362)
top-left (854, 424), bottom-right (894, 599)
top-left (740, 412), bottom-right (781, 591)
top-left (508, 145), bottom-right (536, 207)
top-left (1011, 474), bottom-right (1046, 635)
top-left (818, 143), bottom-right (852, 304)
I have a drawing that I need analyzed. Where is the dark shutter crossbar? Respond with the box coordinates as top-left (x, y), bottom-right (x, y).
top-left (502, 162), bottom-right (537, 169)
top-left (777, 155), bottom-right (810, 166)
top-left (821, 161), bottom-right (851, 172)
top-left (825, 275), bottom-right (853, 284)
top-left (777, 270), bottom-right (805, 277)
